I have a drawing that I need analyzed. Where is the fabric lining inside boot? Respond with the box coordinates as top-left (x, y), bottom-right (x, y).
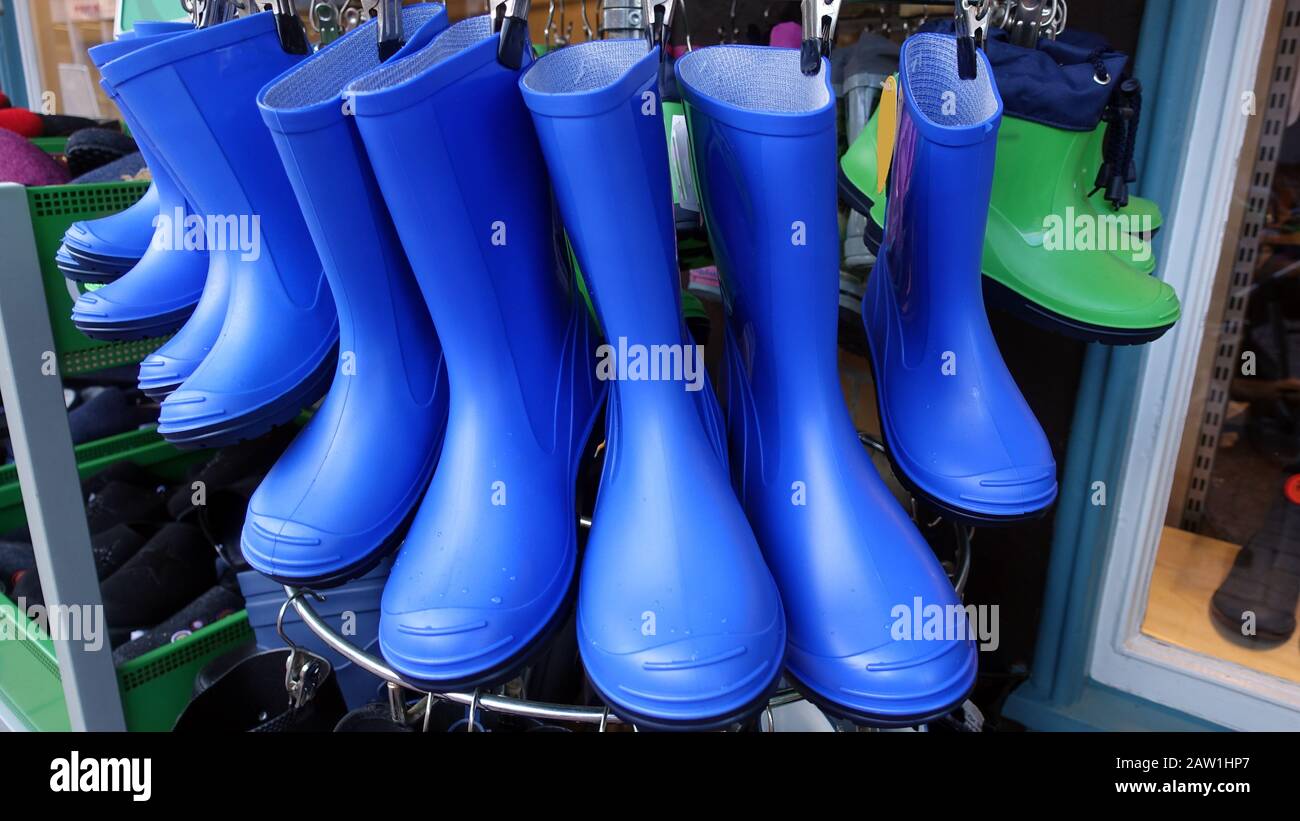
top-left (261, 3), bottom-right (448, 109)
top-left (676, 46), bottom-right (830, 114)
top-left (346, 15), bottom-right (494, 95)
top-left (522, 38), bottom-right (650, 94)
top-left (904, 32), bottom-right (999, 127)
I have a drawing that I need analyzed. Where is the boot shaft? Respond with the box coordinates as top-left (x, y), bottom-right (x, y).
top-left (522, 40), bottom-right (709, 434)
top-left (882, 33), bottom-right (1002, 324)
top-left (89, 33), bottom-right (193, 214)
top-left (677, 45), bottom-right (841, 390)
top-left (522, 41), bottom-right (681, 346)
top-left (991, 115), bottom-right (1096, 234)
top-left (99, 14), bottom-right (320, 293)
top-left (349, 16), bottom-right (573, 437)
top-left (258, 5), bottom-right (447, 400)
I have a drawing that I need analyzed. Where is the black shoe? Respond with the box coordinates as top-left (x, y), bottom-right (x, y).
top-left (112, 584), bottom-right (244, 665)
top-left (197, 475), bottom-right (265, 572)
top-left (1211, 471), bottom-right (1300, 641)
top-left (68, 386), bottom-right (158, 445)
top-left (64, 127), bottom-right (137, 177)
top-left (0, 540), bottom-right (35, 598)
top-left (38, 114), bottom-right (100, 137)
top-left (100, 522), bottom-right (217, 645)
top-left (84, 480), bottom-right (168, 535)
top-left (167, 426), bottom-right (297, 521)
top-left (0, 523), bottom-right (155, 608)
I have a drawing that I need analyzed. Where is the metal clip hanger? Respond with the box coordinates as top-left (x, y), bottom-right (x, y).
top-left (311, 0), bottom-right (343, 45)
top-left (800, 0), bottom-right (841, 76)
top-left (1005, 0), bottom-right (1043, 48)
top-left (191, 0), bottom-right (309, 54)
top-left (492, 0), bottom-right (532, 70)
top-left (278, 591), bottom-right (326, 709)
top-left (544, 0), bottom-right (560, 47)
top-left (1006, 0), bottom-right (1065, 49)
top-left (955, 0), bottom-right (992, 80)
top-left (644, 0), bottom-right (675, 52)
top-left (271, 0), bottom-right (312, 54)
top-left (719, 0), bottom-right (737, 44)
top-left (359, 0), bottom-right (404, 60)
top-left (186, 0), bottom-right (239, 29)
top-left (598, 0), bottom-right (642, 40)
top-left (578, 0), bottom-right (594, 40)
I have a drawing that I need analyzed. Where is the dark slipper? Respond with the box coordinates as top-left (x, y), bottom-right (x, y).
top-left (71, 151), bottom-right (147, 183)
top-left (38, 113), bottom-right (99, 137)
top-left (83, 480), bottom-right (168, 535)
top-left (112, 584), bottom-right (244, 665)
top-left (167, 425), bottom-right (298, 520)
top-left (68, 386), bottom-right (158, 445)
top-left (101, 522), bottom-right (217, 645)
top-left (1211, 472), bottom-right (1300, 641)
top-left (65, 127), bottom-right (138, 178)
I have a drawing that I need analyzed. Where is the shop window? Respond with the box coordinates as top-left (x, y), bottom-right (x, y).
top-left (1155, 9), bottom-right (1300, 687)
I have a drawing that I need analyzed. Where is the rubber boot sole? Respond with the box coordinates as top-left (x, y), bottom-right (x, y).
top-left (860, 318), bottom-right (1053, 527)
top-left (141, 382), bottom-right (183, 401)
top-left (387, 572), bottom-right (581, 695)
top-left (982, 276), bottom-right (1176, 346)
top-left (587, 663), bottom-right (784, 732)
top-left (73, 304), bottom-right (193, 341)
top-left (784, 667), bottom-right (975, 729)
top-left (162, 344), bottom-right (337, 450)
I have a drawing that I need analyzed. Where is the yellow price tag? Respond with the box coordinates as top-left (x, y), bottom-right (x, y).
top-left (876, 75), bottom-right (899, 195)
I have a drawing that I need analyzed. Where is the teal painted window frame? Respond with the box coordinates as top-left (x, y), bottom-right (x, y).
top-left (1005, 0), bottom-right (1286, 732)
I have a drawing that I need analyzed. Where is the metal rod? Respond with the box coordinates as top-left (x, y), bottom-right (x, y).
top-left (285, 584), bottom-right (634, 724)
top-left (285, 573), bottom-right (812, 727)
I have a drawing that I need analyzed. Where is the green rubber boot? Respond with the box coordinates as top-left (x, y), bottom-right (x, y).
top-left (840, 103), bottom-right (1179, 345)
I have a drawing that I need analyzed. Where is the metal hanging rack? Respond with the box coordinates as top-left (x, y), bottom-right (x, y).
top-left (285, 572), bottom-right (809, 729)
top-left (156, 0), bottom-right (975, 732)
top-left (286, 581), bottom-right (815, 730)
top-left (285, 432), bottom-right (972, 731)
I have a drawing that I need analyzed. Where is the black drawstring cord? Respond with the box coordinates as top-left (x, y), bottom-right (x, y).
top-left (1090, 49), bottom-right (1142, 211)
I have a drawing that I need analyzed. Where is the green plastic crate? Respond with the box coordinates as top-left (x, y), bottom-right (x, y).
top-left (0, 595), bottom-right (253, 731)
top-left (0, 145), bottom-right (257, 732)
top-left (25, 182), bottom-right (171, 375)
top-left (0, 425), bottom-right (210, 533)
top-left (31, 136), bottom-right (69, 156)
top-left (0, 430), bottom-right (249, 730)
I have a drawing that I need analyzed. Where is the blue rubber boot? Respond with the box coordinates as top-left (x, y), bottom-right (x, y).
top-left (135, 251), bottom-right (232, 399)
top-left (55, 242), bottom-right (142, 283)
top-left (56, 26), bottom-right (189, 281)
top-left (58, 181), bottom-right (152, 282)
top-left (100, 14), bottom-right (339, 448)
top-left (676, 45), bottom-right (976, 726)
top-left (522, 40), bottom-right (786, 730)
top-left (864, 33), bottom-right (1056, 524)
top-left (73, 29), bottom-right (209, 340)
top-left (90, 27), bottom-right (227, 396)
top-left (242, 3), bottom-right (451, 588)
top-left (59, 191), bottom-right (153, 282)
top-left (346, 15), bottom-right (603, 688)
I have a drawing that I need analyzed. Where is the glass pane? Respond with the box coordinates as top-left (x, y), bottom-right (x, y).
top-left (28, 1), bottom-right (118, 119)
top-left (1152, 13), bottom-right (1300, 685)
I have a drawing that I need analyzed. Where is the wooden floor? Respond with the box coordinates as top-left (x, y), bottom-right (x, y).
top-left (1143, 526), bottom-right (1300, 684)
